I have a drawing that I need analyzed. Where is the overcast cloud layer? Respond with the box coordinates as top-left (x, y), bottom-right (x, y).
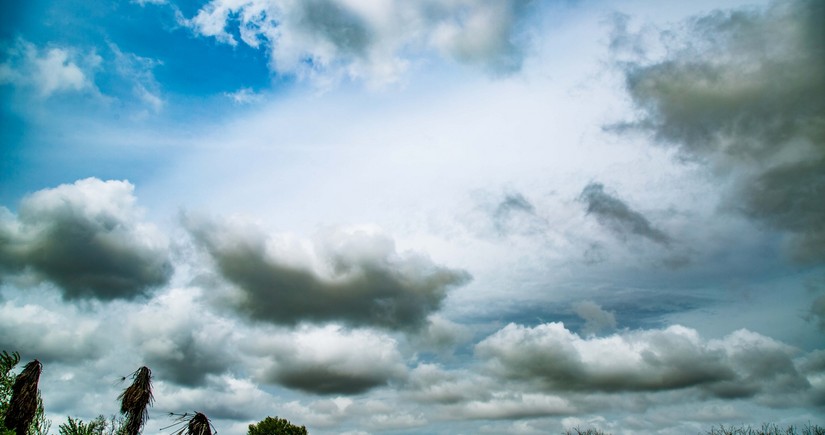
top-left (1, 0), bottom-right (824, 434)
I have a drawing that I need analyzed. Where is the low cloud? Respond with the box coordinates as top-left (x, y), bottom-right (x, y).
top-left (128, 287), bottom-right (237, 386)
top-left (180, 0), bottom-right (536, 85)
top-left (184, 215), bottom-right (470, 330)
top-left (0, 178), bottom-right (173, 300)
top-left (411, 315), bottom-right (473, 354)
top-left (247, 325), bottom-right (406, 395)
top-left (612, 0), bottom-right (825, 262)
top-left (572, 300), bottom-right (617, 336)
top-left (0, 300), bottom-right (103, 362)
top-left (154, 374), bottom-right (272, 421)
top-left (477, 323), bottom-right (809, 400)
top-left (579, 182), bottom-right (670, 245)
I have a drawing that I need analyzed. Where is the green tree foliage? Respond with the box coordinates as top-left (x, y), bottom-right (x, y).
top-left (58, 415), bottom-right (126, 435)
top-left (248, 416), bottom-right (308, 435)
top-left (0, 352), bottom-right (50, 435)
top-left (59, 416), bottom-right (106, 435)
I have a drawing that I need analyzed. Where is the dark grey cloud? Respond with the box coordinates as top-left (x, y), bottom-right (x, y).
top-left (184, 214), bottom-right (470, 330)
top-left (579, 182), bottom-right (670, 245)
top-left (274, 364), bottom-right (392, 395)
top-left (128, 288), bottom-right (236, 387)
top-left (612, 0), bottom-right (825, 262)
top-left (476, 323), bottom-right (810, 401)
top-left (0, 178), bottom-right (173, 300)
top-left (298, 0), bottom-right (372, 57)
top-left (249, 325), bottom-right (406, 395)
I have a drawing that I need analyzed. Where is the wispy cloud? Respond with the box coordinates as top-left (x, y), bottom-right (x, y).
top-left (579, 182), bottom-right (670, 246)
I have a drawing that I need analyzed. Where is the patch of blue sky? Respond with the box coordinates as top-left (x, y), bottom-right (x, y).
top-left (2, 0), bottom-right (278, 98)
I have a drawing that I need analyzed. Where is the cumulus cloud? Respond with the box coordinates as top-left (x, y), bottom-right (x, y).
top-left (128, 287), bottom-right (237, 386)
top-left (180, 0), bottom-right (536, 85)
top-left (245, 325), bottom-right (406, 395)
top-left (612, 0), bottom-right (825, 262)
top-left (579, 182), bottom-right (670, 245)
top-left (572, 300), bottom-right (617, 336)
top-left (0, 300), bottom-right (103, 362)
top-left (408, 365), bottom-right (575, 420)
top-left (411, 315), bottom-right (473, 354)
top-left (0, 178), bottom-right (173, 300)
top-left (405, 363), bottom-right (494, 406)
top-left (0, 39), bottom-right (99, 97)
top-left (184, 215), bottom-right (470, 330)
top-left (476, 322), bottom-right (810, 400)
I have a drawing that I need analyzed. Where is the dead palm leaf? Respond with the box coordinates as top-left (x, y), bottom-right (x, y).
top-left (163, 412), bottom-right (215, 435)
top-left (4, 359), bottom-right (42, 435)
top-left (117, 366), bottom-right (153, 435)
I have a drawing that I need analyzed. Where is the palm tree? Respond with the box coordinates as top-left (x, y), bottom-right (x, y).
top-left (117, 367), bottom-right (153, 435)
top-left (167, 412), bottom-right (214, 435)
top-left (3, 360), bottom-right (42, 435)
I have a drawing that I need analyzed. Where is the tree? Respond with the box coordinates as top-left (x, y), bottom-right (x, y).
top-left (168, 412), bottom-right (214, 435)
top-left (59, 416), bottom-right (106, 435)
top-left (0, 352), bottom-right (50, 435)
top-left (248, 416), bottom-right (307, 435)
top-left (117, 367), bottom-right (153, 435)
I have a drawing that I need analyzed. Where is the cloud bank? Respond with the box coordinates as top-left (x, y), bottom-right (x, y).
top-left (477, 322), bottom-right (811, 401)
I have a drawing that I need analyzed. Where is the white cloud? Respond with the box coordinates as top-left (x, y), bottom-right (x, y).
top-left (0, 300), bottom-right (103, 362)
top-left (224, 87), bottom-right (264, 104)
top-left (180, 0), bottom-right (537, 86)
top-left (0, 39), bottom-right (98, 97)
top-left (127, 287), bottom-right (237, 386)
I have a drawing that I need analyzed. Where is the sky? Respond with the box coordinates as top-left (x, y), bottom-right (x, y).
top-left (1, 0), bottom-right (824, 434)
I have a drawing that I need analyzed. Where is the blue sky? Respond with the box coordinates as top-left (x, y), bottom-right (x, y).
top-left (1, 0), bottom-right (824, 434)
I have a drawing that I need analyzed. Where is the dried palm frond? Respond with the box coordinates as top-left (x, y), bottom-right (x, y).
top-left (4, 359), bottom-right (42, 435)
top-left (117, 366), bottom-right (153, 435)
top-left (163, 412), bottom-right (215, 435)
